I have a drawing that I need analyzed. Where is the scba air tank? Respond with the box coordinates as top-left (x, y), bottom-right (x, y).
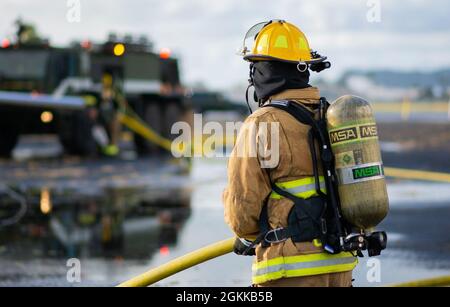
top-left (326, 95), bottom-right (389, 230)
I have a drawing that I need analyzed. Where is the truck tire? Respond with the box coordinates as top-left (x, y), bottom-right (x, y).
top-left (58, 111), bottom-right (97, 157)
top-left (0, 126), bottom-right (19, 158)
top-left (134, 102), bottom-right (163, 156)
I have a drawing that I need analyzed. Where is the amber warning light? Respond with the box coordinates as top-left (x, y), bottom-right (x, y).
top-left (160, 47), bottom-right (171, 59)
top-left (113, 43), bottom-right (126, 56)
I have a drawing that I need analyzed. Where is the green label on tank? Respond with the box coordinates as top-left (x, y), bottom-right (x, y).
top-left (352, 165), bottom-right (382, 180)
top-left (336, 162), bottom-right (385, 185)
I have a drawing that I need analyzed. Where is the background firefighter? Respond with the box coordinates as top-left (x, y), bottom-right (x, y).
top-left (223, 20), bottom-right (357, 287)
top-left (97, 73), bottom-right (123, 156)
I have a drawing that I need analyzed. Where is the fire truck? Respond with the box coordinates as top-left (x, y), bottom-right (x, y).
top-left (0, 21), bottom-right (189, 157)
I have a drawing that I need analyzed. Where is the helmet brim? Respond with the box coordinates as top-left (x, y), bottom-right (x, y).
top-left (243, 54), bottom-right (327, 64)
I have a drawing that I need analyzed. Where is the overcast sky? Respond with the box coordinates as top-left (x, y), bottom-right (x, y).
top-left (2, 0), bottom-right (450, 90)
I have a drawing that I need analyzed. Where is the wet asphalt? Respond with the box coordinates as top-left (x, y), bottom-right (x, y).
top-left (0, 121), bottom-right (449, 286)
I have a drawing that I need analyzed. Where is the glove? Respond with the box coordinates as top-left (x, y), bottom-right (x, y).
top-left (310, 61), bottom-right (331, 73)
top-left (233, 238), bottom-right (256, 256)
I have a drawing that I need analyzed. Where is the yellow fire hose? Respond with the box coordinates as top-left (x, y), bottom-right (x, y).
top-left (118, 110), bottom-right (235, 157)
top-left (117, 236), bottom-right (450, 287)
top-left (118, 112), bottom-right (175, 153)
top-left (117, 237), bottom-right (235, 287)
top-left (117, 100), bottom-right (192, 156)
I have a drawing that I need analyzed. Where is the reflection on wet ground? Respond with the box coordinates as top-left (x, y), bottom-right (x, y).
top-left (0, 192), bottom-right (192, 286)
top-left (0, 137), bottom-right (194, 286)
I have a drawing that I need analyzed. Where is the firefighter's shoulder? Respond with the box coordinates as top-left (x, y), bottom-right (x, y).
top-left (246, 105), bottom-right (282, 123)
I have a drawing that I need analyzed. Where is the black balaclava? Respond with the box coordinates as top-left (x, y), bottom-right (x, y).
top-left (252, 61), bottom-right (311, 102)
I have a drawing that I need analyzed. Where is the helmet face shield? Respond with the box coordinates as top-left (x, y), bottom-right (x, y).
top-left (239, 21), bottom-right (270, 56)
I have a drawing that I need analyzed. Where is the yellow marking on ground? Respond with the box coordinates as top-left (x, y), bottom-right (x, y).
top-left (388, 275), bottom-right (450, 287)
top-left (385, 167), bottom-right (450, 183)
top-left (372, 102), bottom-right (449, 113)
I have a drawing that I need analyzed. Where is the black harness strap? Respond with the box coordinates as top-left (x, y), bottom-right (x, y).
top-left (265, 100), bottom-right (312, 125)
top-left (263, 100), bottom-right (325, 197)
top-left (247, 99), bottom-right (344, 253)
top-left (267, 99), bottom-right (345, 230)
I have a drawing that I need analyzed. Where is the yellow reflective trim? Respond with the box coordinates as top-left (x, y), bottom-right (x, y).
top-left (253, 271), bottom-right (284, 284)
top-left (253, 257), bottom-right (284, 270)
top-left (274, 35), bottom-right (288, 48)
top-left (313, 239), bottom-right (322, 247)
top-left (277, 176), bottom-right (324, 189)
top-left (284, 253), bottom-right (356, 265)
top-left (269, 176), bottom-right (326, 200)
top-left (286, 262), bottom-right (357, 276)
top-left (252, 252), bottom-right (358, 284)
top-left (299, 37), bottom-right (308, 50)
top-left (252, 251), bottom-right (354, 270)
top-left (252, 260), bottom-right (357, 284)
top-left (270, 189), bottom-right (325, 200)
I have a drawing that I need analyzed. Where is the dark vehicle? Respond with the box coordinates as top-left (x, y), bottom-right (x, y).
top-left (0, 22), bottom-right (190, 157)
top-left (190, 91), bottom-right (248, 114)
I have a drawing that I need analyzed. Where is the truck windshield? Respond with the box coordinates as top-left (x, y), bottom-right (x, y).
top-left (0, 50), bottom-right (49, 79)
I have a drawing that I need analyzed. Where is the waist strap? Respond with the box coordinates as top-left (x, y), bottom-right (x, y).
top-left (255, 176), bottom-right (331, 251)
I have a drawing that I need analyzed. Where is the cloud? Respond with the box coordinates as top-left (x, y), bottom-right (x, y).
top-left (1, 0), bottom-right (450, 90)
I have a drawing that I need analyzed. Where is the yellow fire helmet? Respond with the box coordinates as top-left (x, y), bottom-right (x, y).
top-left (241, 20), bottom-right (326, 65)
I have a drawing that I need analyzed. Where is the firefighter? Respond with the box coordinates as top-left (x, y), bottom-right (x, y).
top-left (97, 73), bottom-right (122, 156)
top-left (223, 20), bottom-right (358, 287)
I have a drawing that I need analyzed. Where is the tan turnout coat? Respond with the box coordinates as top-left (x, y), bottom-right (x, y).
top-left (223, 87), bottom-right (354, 286)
